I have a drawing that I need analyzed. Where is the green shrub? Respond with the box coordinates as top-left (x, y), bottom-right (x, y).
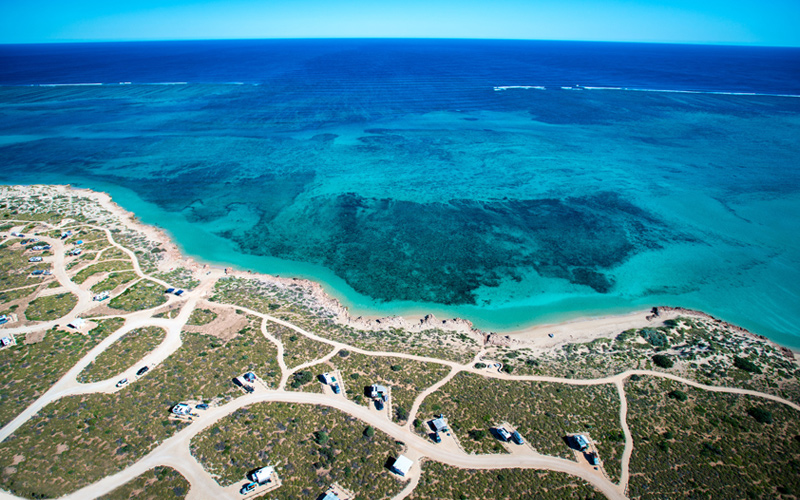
top-left (733, 357), bottom-right (762, 374)
top-left (474, 362), bottom-right (487, 369)
top-left (395, 406), bottom-right (409, 421)
top-left (668, 390), bottom-right (688, 402)
top-left (314, 430), bottom-right (329, 445)
top-left (641, 328), bottom-right (669, 347)
top-left (747, 407), bottom-right (773, 424)
top-left (291, 370), bottom-right (313, 388)
top-left (652, 354), bottom-right (674, 369)
top-left (469, 429), bottom-right (486, 441)
top-left (364, 426), bottom-right (375, 438)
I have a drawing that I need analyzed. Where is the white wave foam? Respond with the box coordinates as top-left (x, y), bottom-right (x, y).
top-left (496, 84), bottom-right (800, 98)
top-left (37, 83), bottom-right (104, 87)
top-left (493, 85), bottom-right (546, 91)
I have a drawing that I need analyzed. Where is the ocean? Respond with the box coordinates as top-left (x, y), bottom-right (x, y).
top-left (1, 39), bottom-right (799, 346)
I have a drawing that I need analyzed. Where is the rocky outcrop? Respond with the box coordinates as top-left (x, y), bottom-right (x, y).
top-left (484, 332), bottom-right (519, 347)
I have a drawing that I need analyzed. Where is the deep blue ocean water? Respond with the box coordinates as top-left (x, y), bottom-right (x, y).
top-left (1, 39), bottom-right (799, 346)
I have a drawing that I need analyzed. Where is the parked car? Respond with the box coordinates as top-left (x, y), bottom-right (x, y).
top-left (243, 384), bottom-right (255, 393)
top-left (374, 399), bottom-right (384, 411)
top-left (431, 432), bottom-right (442, 443)
top-left (196, 403), bottom-right (209, 410)
top-left (136, 366), bottom-right (149, 376)
top-left (116, 378), bottom-right (128, 387)
top-left (511, 430), bottom-right (524, 445)
top-left (240, 482), bottom-right (257, 494)
top-left (332, 384), bottom-right (341, 394)
top-left (495, 427), bottom-right (512, 442)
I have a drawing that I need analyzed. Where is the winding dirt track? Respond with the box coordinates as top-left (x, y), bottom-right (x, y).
top-left (1, 221), bottom-right (798, 500)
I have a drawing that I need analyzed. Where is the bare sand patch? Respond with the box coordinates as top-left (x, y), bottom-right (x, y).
top-left (24, 330), bottom-right (46, 344)
top-left (183, 303), bottom-right (249, 342)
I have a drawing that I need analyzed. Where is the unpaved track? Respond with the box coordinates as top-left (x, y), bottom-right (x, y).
top-left (57, 390), bottom-right (628, 500)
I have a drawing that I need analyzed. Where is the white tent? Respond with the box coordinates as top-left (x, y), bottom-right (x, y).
top-left (68, 318), bottom-right (86, 329)
top-left (391, 455), bottom-right (413, 476)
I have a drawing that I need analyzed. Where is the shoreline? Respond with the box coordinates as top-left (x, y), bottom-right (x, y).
top-left (7, 183), bottom-right (797, 358)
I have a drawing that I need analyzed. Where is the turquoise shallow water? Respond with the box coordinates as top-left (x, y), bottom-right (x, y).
top-left (1, 40), bottom-right (800, 347)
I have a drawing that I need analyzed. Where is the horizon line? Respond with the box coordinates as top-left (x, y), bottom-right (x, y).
top-left (1, 36), bottom-right (799, 50)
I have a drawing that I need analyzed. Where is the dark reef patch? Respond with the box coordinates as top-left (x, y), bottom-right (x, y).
top-left (232, 192), bottom-right (677, 305)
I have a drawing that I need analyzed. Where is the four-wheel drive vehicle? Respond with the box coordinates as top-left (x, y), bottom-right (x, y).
top-left (240, 482), bottom-right (257, 494)
top-left (136, 366), bottom-right (149, 376)
top-left (196, 403), bottom-right (209, 410)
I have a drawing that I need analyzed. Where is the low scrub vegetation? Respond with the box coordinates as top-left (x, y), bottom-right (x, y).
top-left (186, 308), bottom-right (218, 326)
top-left (409, 461), bottom-right (606, 500)
top-left (108, 280), bottom-right (167, 311)
top-left (0, 318), bottom-right (124, 427)
top-left (268, 322), bottom-right (333, 369)
top-left (97, 466), bottom-right (189, 500)
top-left (330, 351), bottom-right (450, 424)
top-left (72, 260), bottom-right (133, 284)
top-left (626, 376), bottom-right (800, 499)
top-left (24, 292), bottom-right (78, 321)
top-left (190, 402), bottom-right (405, 499)
top-left (78, 326), bottom-right (167, 383)
top-left (416, 372), bottom-right (625, 483)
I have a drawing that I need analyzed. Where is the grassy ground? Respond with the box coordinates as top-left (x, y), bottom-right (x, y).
top-left (211, 278), bottom-right (481, 363)
top-left (186, 308), bottom-right (218, 326)
top-left (113, 231), bottom-right (165, 275)
top-left (625, 375), bottom-right (800, 499)
top-left (24, 292), bottom-right (78, 321)
top-left (153, 267), bottom-right (200, 290)
top-left (72, 260), bottom-right (133, 284)
top-left (0, 391), bottom-right (189, 499)
top-left (0, 239), bottom-right (43, 290)
top-left (0, 317), bottom-right (279, 499)
top-left (108, 280), bottom-right (167, 311)
top-left (268, 322), bottom-right (334, 369)
top-left (0, 318), bottom-right (124, 427)
top-left (78, 326), bottom-right (167, 383)
top-left (409, 461), bottom-right (607, 500)
top-left (494, 317), bottom-right (800, 404)
top-left (331, 350), bottom-right (450, 423)
top-left (91, 271), bottom-right (139, 293)
top-left (97, 466), bottom-right (190, 500)
top-left (0, 284), bottom-right (41, 304)
top-left (175, 315), bottom-right (283, 394)
top-left (99, 247), bottom-right (129, 260)
top-left (190, 402), bottom-right (406, 500)
top-left (416, 372), bottom-right (625, 483)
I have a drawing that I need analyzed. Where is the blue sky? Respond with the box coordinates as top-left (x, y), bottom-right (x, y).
top-left (1, 0), bottom-right (798, 46)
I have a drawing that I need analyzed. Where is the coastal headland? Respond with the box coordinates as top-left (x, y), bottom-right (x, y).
top-left (1, 183), bottom-right (799, 500)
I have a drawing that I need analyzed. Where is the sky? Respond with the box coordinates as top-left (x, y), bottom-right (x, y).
top-left (0, 0), bottom-right (798, 46)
